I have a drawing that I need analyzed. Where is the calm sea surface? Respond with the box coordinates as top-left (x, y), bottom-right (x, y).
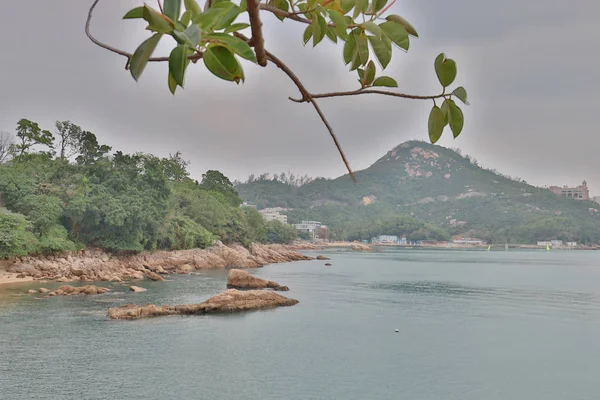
top-left (1, 248), bottom-right (600, 399)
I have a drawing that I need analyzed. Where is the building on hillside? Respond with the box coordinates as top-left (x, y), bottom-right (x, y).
top-left (293, 221), bottom-right (328, 241)
top-left (549, 181), bottom-right (590, 200)
top-left (371, 235), bottom-right (399, 244)
top-left (567, 241), bottom-right (577, 247)
top-left (537, 241), bottom-right (552, 246)
top-left (241, 202), bottom-right (257, 208)
top-left (452, 237), bottom-right (484, 245)
top-left (551, 240), bottom-right (563, 247)
top-left (259, 209), bottom-right (288, 224)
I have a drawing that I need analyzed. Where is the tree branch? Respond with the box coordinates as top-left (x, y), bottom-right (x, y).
top-left (264, 50), bottom-right (357, 183)
top-left (86, 0), bottom-right (203, 63)
top-left (289, 89), bottom-right (446, 103)
top-left (247, 0), bottom-right (268, 67)
top-left (259, 4), bottom-right (359, 28)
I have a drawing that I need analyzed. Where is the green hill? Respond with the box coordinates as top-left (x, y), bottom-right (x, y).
top-left (235, 141), bottom-right (600, 244)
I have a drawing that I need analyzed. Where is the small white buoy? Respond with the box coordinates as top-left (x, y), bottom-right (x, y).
top-left (395, 329), bottom-right (399, 333)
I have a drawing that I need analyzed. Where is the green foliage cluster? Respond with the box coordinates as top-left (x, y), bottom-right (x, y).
top-left (0, 119), bottom-right (295, 258)
top-left (237, 141), bottom-right (600, 244)
top-left (117, 0), bottom-right (467, 144)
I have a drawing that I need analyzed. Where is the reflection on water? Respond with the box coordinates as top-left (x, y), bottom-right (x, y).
top-left (1, 249), bottom-right (600, 400)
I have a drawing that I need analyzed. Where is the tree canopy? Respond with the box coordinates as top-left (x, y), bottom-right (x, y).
top-left (86, 0), bottom-right (468, 181)
top-left (0, 118), bottom-right (297, 258)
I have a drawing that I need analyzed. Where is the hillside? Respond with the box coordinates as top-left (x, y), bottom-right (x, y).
top-left (235, 141), bottom-right (600, 244)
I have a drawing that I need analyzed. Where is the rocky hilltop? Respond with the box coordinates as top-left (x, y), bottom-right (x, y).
top-left (1, 242), bottom-right (313, 283)
top-left (236, 140), bottom-right (600, 244)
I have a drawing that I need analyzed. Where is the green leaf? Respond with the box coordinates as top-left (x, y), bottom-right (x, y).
top-left (129, 33), bottom-right (163, 81)
top-left (239, 0), bottom-right (247, 12)
top-left (428, 105), bottom-right (446, 144)
top-left (203, 45), bottom-right (245, 83)
top-left (180, 10), bottom-right (192, 26)
top-left (385, 14), bottom-right (418, 37)
top-left (169, 44), bottom-right (189, 87)
top-left (168, 72), bottom-right (178, 94)
top-left (224, 23), bottom-right (250, 33)
top-left (269, 0), bottom-right (289, 21)
top-left (452, 86), bottom-right (469, 105)
top-left (341, 0), bottom-right (355, 15)
top-left (326, 26), bottom-right (338, 43)
top-left (353, 0), bottom-right (368, 19)
top-left (447, 99), bottom-right (464, 138)
top-left (143, 5), bottom-right (176, 33)
top-left (355, 32), bottom-right (369, 66)
top-left (184, 24), bottom-right (201, 46)
top-left (313, 15), bottom-right (327, 46)
top-left (164, 0), bottom-right (182, 21)
top-left (123, 7), bottom-right (144, 19)
top-left (367, 34), bottom-right (391, 69)
top-left (194, 2), bottom-right (241, 31)
top-left (214, 3), bottom-right (242, 30)
top-left (184, 0), bottom-right (202, 16)
top-left (204, 33), bottom-right (257, 62)
top-left (363, 21), bottom-right (382, 39)
top-left (364, 60), bottom-right (376, 86)
top-left (440, 99), bottom-right (450, 121)
top-left (303, 25), bottom-right (313, 45)
top-left (343, 33), bottom-right (356, 64)
top-left (372, 76), bottom-right (398, 87)
top-left (372, 0), bottom-right (387, 13)
top-left (379, 21), bottom-right (408, 50)
top-left (328, 10), bottom-right (348, 39)
top-left (173, 24), bottom-right (202, 46)
top-left (434, 53), bottom-right (457, 87)
top-left (357, 68), bottom-right (364, 79)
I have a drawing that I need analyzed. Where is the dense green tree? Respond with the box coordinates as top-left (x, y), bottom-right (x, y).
top-left (200, 170), bottom-right (242, 207)
top-left (9, 119), bottom-right (55, 161)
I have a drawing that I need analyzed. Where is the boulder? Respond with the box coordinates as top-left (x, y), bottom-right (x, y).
top-left (325, 263), bottom-right (332, 266)
top-left (226, 269), bottom-right (289, 291)
top-left (178, 264), bottom-right (195, 274)
top-left (70, 268), bottom-right (84, 277)
top-left (27, 289), bottom-right (37, 294)
top-left (316, 255), bottom-right (331, 260)
top-left (129, 286), bottom-right (147, 293)
top-left (107, 289), bottom-right (298, 320)
top-left (38, 288), bottom-right (51, 293)
top-left (131, 271), bottom-right (145, 280)
top-left (144, 271), bottom-right (165, 281)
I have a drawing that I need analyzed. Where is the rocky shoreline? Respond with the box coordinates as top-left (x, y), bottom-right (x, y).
top-left (0, 242), bottom-right (314, 285)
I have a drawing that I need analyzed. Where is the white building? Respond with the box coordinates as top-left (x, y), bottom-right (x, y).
top-left (372, 235), bottom-right (399, 244)
top-left (453, 238), bottom-right (484, 245)
top-left (537, 241), bottom-right (552, 246)
top-left (567, 241), bottom-right (577, 247)
top-left (551, 240), bottom-right (563, 247)
top-left (259, 209), bottom-right (288, 224)
top-left (293, 220), bottom-right (323, 240)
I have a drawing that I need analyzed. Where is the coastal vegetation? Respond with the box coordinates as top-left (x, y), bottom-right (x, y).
top-left (236, 141), bottom-right (600, 244)
top-left (0, 119), bottom-right (296, 259)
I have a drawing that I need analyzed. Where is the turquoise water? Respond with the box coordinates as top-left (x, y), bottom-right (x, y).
top-left (1, 249), bottom-right (600, 399)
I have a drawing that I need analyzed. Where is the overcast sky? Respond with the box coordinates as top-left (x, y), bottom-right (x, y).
top-left (1, 1), bottom-right (598, 193)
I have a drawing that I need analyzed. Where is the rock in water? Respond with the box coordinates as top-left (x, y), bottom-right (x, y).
top-left (107, 289), bottom-right (299, 320)
top-left (129, 286), bottom-right (147, 293)
top-left (316, 255), bottom-right (331, 260)
top-left (226, 269), bottom-right (289, 291)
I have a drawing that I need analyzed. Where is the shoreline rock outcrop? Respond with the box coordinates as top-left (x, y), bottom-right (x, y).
top-left (226, 269), bottom-right (289, 291)
top-left (30, 285), bottom-right (110, 297)
top-left (107, 289), bottom-right (299, 320)
top-left (2, 242), bottom-right (313, 284)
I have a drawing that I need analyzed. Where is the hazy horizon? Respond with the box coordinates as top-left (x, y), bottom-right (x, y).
top-left (1, 1), bottom-right (597, 194)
